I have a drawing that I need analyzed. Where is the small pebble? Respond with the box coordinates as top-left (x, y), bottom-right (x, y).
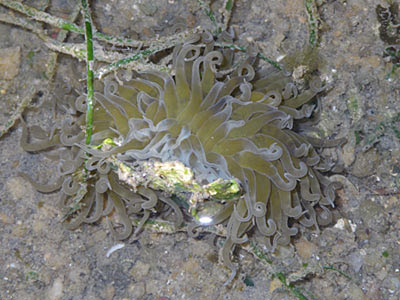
top-left (0, 46), bottom-right (21, 80)
top-left (129, 281), bottom-right (146, 298)
top-left (47, 277), bottom-right (64, 300)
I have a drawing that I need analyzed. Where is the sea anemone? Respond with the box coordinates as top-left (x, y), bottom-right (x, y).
top-left (20, 32), bottom-right (343, 281)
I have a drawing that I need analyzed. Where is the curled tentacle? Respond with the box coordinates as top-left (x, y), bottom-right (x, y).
top-left (18, 172), bottom-right (63, 193)
top-left (107, 191), bottom-right (133, 240)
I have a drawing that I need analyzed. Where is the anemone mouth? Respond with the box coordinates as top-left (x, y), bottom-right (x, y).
top-left (20, 32), bottom-right (344, 281)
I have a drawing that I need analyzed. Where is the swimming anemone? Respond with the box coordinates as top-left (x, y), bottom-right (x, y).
top-left (20, 32), bottom-right (343, 281)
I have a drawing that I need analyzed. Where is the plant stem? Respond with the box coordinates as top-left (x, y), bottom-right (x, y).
top-left (305, 0), bottom-right (320, 48)
top-left (215, 42), bottom-right (282, 71)
top-left (0, 0), bottom-right (195, 48)
top-left (222, 0), bottom-right (234, 31)
top-left (95, 49), bottom-right (154, 79)
top-left (257, 53), bottom-right (282, 71)
top-left (81, 0), bottom-right (94, 145)
top-left (1, 0), bottom-right (83, 34)
top-left (0, 0), bottom-right (141, 47)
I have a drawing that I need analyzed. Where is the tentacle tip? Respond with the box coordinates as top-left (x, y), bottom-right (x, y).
top-left (223, 268), bottom-right (237, 287)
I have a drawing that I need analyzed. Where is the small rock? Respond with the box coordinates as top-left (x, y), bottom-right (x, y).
top-left (86, 229), bottom-right (107, 247)
top-left (390, 277), bottom-right (400, 290)
top-left (6, 176), bottom-right (35, 203)
top-left (145, 279), bottom-right (159, 295)
top-left (348, 251), bottom-right (364, 273)
top-left (12, 223), bottom-right (27, 237)
top-left (102, 284), bottom-right (115, 300)
top-left (128, 281), bottom-right (146, 298)
top-left (183, 257), bottom-right (200, 274)
top-left (295, 239), bottom-right (317, 261)
top-left (0, 46), bottom-right (21, 80)
top-left (359, 199), bottom-right (384, 227)
top-left (341, 135), bottom-right (356, 167)
top-left (130, 260), bottom-right (150, 280)
top-left (43, 251), bottom-right (69, 269)
top-left (339, 282), bottom-right (368, 300)
top-left (0, 212), bottom-right (13, 224)
top-left (364, 251), bottom-right (383, 270)
top-left (138, 1), bottom-right (157, 16)
top-left (364, 56), bottom-right (381, 68)
top-left (329, 175), bottom-right (360, 208)
top-left (33, 219), bottom-right (46, 233)
top-left (189, 239), bottom-right (211, 257)
top-left (269, 277), bottom-right (282, 293)
top-left (47, 276), bottom-right (64, 300)
top-left (351, 150), bottom-right (379, 178)
top-left (376, 267), bottom-right (388, 281)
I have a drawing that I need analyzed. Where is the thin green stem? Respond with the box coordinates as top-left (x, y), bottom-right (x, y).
top-left (1, 0), bottom-right (83, 34)
top-left (215, 42), bottom-right (282, 71)
top-left (0, 0), bottom-right (142, 47)
top-left (94, 49), bottom-right (154, 79)
top-left (323, 265), bottom-right (352, 280)
top-left (1, 0), bottom-right (196, 49)
top-left (81, 0), bottom-right (94, 145)
top-left (222, 0), bottom-right (234, 31)
top-left (0, 11), bottom-right (42, 34)
top-left (275, 272), bottom-right (310, 300)
top-left (197, 0), bottom-right (219, 32)
top-left (248, 241), bottom-right (273, 264)
top-left (305, 0), bottom-right (320, 48)
top-left (257, 53), bottom-right (282, 71)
